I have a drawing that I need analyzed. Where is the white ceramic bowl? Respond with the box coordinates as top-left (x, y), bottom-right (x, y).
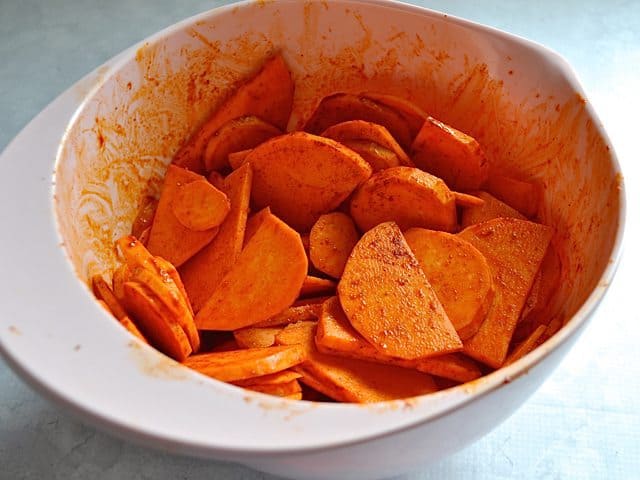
top-left (0, 1), bottom-right (624, 479)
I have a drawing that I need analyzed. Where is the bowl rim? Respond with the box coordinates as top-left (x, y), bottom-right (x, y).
top-left (0, 0), bottom-right (626, 456)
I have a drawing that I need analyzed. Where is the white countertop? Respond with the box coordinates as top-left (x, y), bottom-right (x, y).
top-left (1, 1), bottom-right (638, 478)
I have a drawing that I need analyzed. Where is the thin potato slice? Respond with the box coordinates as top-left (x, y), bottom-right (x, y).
top-left (228, 149), bottom-right (252, 170)
top-left (171, 179), bottom-right (230, 231)
top-left (341, 140), bottom-right (401, 172)
top-left (195, 211), bottom-right (307, 330)
top-left (453, 191), bottom-right (484, 208)
top-left (309, 212), bottom-right (359, 278)
top-left (504, 325), bottom-right (546, 366)
top-left (403, 229), bottom-right (494, 340)
top-left (233, 327), bottom-right (283, 348)
top-left (146, 165), bottom-right (220, 267)
top-left (350, 166), bottom-right (457, 232)
top-left (485, 174), bottom-right (540, 218)
top-left (122, 281), bottom-right (192, 361)
top-left (180, 164), bottom-right (253, 312)
top-left (460, 191), bottom-right (526, 228)
top-left (96, 299), bottom-right (147, 342)
top-left (317, 297), bottom-right (481, 383)
top-left (321, 120), bottom-right (411, 166)
top-left (411, 116), bottom-right (489, 191)
top-left (173, 54), bottom-right (294, 173)
top-left (458, 218), bottom-right (553, 367)
top-left (246, 132), bottom-right (372, 231)
top-left (111, 264), bottom-right (129, 302)
top-left (285, 392), bottom-right (303, 400)
top-left (182, 345), bottom-right (305, 382)
top-left (338, 222), bottom-right (462, 360)
top-left (252, 303), bottom-right (322, 328)
top-left (304, 93), bottom-right (413, 148)
top-left (92, 275), bottom-right (128, 320)
top-left (276, 321), bottom-right (439, 403)
top-left (299, 276), bottom-right (336, 298)
top-left (244, 379), bottom-right (302, 397)
top-left (360, 92), bottom-right (428, 138)
top-left (131, 197), bottom-right (158, 238)
top-left (203, 116), bottom-right (281, 172)
top-left (233, 370), bottom-right (302, 387)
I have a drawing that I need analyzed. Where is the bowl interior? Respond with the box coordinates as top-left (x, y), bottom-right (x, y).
top-left (55, 0), bottom-right (620, 390)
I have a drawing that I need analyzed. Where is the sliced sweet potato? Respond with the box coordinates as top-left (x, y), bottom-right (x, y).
top-left (195, 210), bottom-right (307, 330)
top-left (403, 229), bottom-right (494, 340)
top-left (350, 166), bottom-right (457, 232)
top-left (96, 299), bottom-right (147, 342)
top-left (309, 212), bottom-right (359, 278)
top-left (131, 197), bottom-right (158, 238)
top-left (233, 327), bottom-right (282, 348)
top-left (243, 207), bottom-right (271, 246)
top-left (245, 132), bottom-right (372, 231)
top-left (460, 191), bottom-right (526, 228)
top-left (340, 140), bottom-right (401, 172)
top-left (146, 165), bottom-right (220, 267)
top-left (285, 392), bottom-right (303, 400)
top-left (275, 321), bottom-right (439, 403)
top-left (504, 324), bottom-right (546, 366)
top-left (360, 92), bottom-right (428, 138)
top-left (180, 164), bottom-right (252, 312)
top-left (92, 275), bottom-right (128, 320)
top-left (485, 173), bottom-right (540, 218)
top-left (244, 379), bottom-right (302, 397)
top-left (228, 149), bottom-right (252, 170)
top-left (317, 297), bottom-right (481, 383)
top-left (233, 370), bottom-right (302, 387)
top-left (252, 303), bottom-right (322, 328)
top-left (321, 120), bottom-right (411, 166)
top-left (173, 54), bottom-right (294, 173)
top-left (111, 264), bottom-right (129, 302)
top-left (171, 179), bottom-right (230, 231)
top-left (203, 116), bottom-right (281, 172)
top-left (458, 218), bottom-right (553, 367)
top-left (453, 192), bottom-right (484, 208)
top-left (338, 222), bottom-right (462, 360)
top-left (122, 281), bottom-right (192, 361)
top-left (182, 345), bottom-right (305, 382)
top-left (304, 93), bottom-right (413, 148)
top-left (411, 116), bottom-right (489, 191)
top-left (299, 276), bottom-right (336, 298)
top-left (207, 170), bottom-right (225, 190)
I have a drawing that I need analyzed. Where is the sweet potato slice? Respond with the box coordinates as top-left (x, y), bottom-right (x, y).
top-left (233, 327), bottom-right (282, 348)
top-left (228, 149), bottom-right (252, 170)
top-left (245, 132), bottom-right (372, 231)
top-left (122, 281), bottom-right (192, 361)
top-left (458, 218), bottom-right (553, 367)
top-left (252, 303), bottom-right (322, 328)
top-left (340, 140), bottom-right (401, 172)
top-left (338, 222), bottom-right (462, 360)
top-left (485, 174), bottom-right (540, 218)
top-left (96, 298), bottom-right (147, 343)
top-left (195, 211), bottom-right (307, 330)
top-left (244, 379), bottom-right (302, 397)
top-left (350, 166), bottom-right (457, 232)
top-left (203, 116), bottom-right (281, 172)
top-left (321, 120), bottom-right (411, 166)
top-left (460, 191), bottom-right (526, 228)
top-left (173, 54), bottom-right (294, 173)
top-left (504, 324), bottom-right (546, 366)
top-left (411, 116), bottom-right (489, 191)
top-left (111, 264), bottom-right (128, 302)
top-left (92, 275), bottom-right (128, 321)
top-left (171, 179), bottom-right (230, 231)
top-left (131, 197), bottom-right (158, 239)
top-left (180, 164), bottom-right (252, 312)
top-left (360, 93), bottom-right (428, 138)
top-left (182, 345), bottom-right (305, 382)
top-left (299, 276), bottom-right (336, 297)
top-left (276, 321), bottom-right (438, 403)
top-left (207, 170), bottom-right (225, 190)
top-left (304, 93), bottom-right (413, 148)
top-left (317, 297), bottom-right (481, 383)
top-left (285, 392), bottom-right (303, 400)
top-left (233, 370), bottom-right (302, 387)
top-left (309, 212), bottom-right (359, 278)
top-left (403, 229), bottom-right (494, 340)
top-left (146, 165), bottom-right (220, 267)
top-left (453, 192), bottom-right (484, 208)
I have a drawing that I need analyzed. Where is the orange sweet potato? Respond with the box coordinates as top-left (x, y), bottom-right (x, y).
top-left (403, 229), bottom-right (494, 340)
top-left (275, 321), bottom-right (438, 403)
top-left (233, 327), bottom-right (282, 348)
top-left (96, 297), bottom-right (147, 343)
top-left (317, 297), bottom-right (481, 383)
top-left (146, 165), bottom-right (220, 267)
top-left (180, 163), bottom-right (252, 312)
top-left (458, 218), bottom-right (553, 367)
top-left (182, 345), bottom-right (306, 382)
top-left (453, 191), bottom-right (484, 208)
top-left (131, 197), bottom-right (158, 239)
top-left (171, 179), bottom-right (230, 231)
top-left (350, 166), bottom-right (457, 232)
top-left (233, 370), bottom-right (302, 387)
top-left (299, 276), bottom-right (336, 297)
top-left (244, 379), bottom-right (302, 397)
top-left (92, 275), bottom-right (128, 320)
top-left (338, 222), bottom-right (462, 360)
top-left (111, 264), bottom-right (128, 302)
top-left (203, 116), bottom-right (281, 172)
top-left (252, 303), bottom-right (322, 328)
top-left (340, 140), bottom-right (401, 172)
top-left (304, 93), bottom-right (413, 148)
top-left (460, 191), bottom-right (526, 228)
top-left (309, 212), bottom-right (359, 278)
top-left (228, 149), bottom-right (252, 170)
top-left (245, 132), bottom-right (372, 231)
top-left (173, 54), bottom-right (294, 173)
top-left (360, 92), bottom-right (428, 138)
top-left (207, 170), bottom-right (225, 190)
top-left (321, 119), bottom-right (411, 166)
top-left (411, 116), bottom-right (489, 191)
top-left (122, 281), bottom-right (192, 361)
top-left (195, 210), bottom-right (307, 330)
top-left (504, 324), bottom-right (546, 366)
top-left (485, 173), bottom-right (540, 218)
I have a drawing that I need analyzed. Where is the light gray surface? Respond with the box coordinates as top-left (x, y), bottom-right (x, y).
top-left (1, 1), bottom-right (639, 479)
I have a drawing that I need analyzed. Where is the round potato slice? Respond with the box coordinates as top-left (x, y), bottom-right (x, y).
top-left (171, 179), bottom-right (230, 231)
top-left (203, 115), bottom-right (281, 172)
top-left (341, 140), bottom-right (401, 172)
top-left (350, 166), bottom-right (457, 232)
top-left (309, 212), bottom-right (359, 278)
top-left (403, 228), bottom-right (494, 340)
top-left (360, 92), bottom-right (428, 138)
